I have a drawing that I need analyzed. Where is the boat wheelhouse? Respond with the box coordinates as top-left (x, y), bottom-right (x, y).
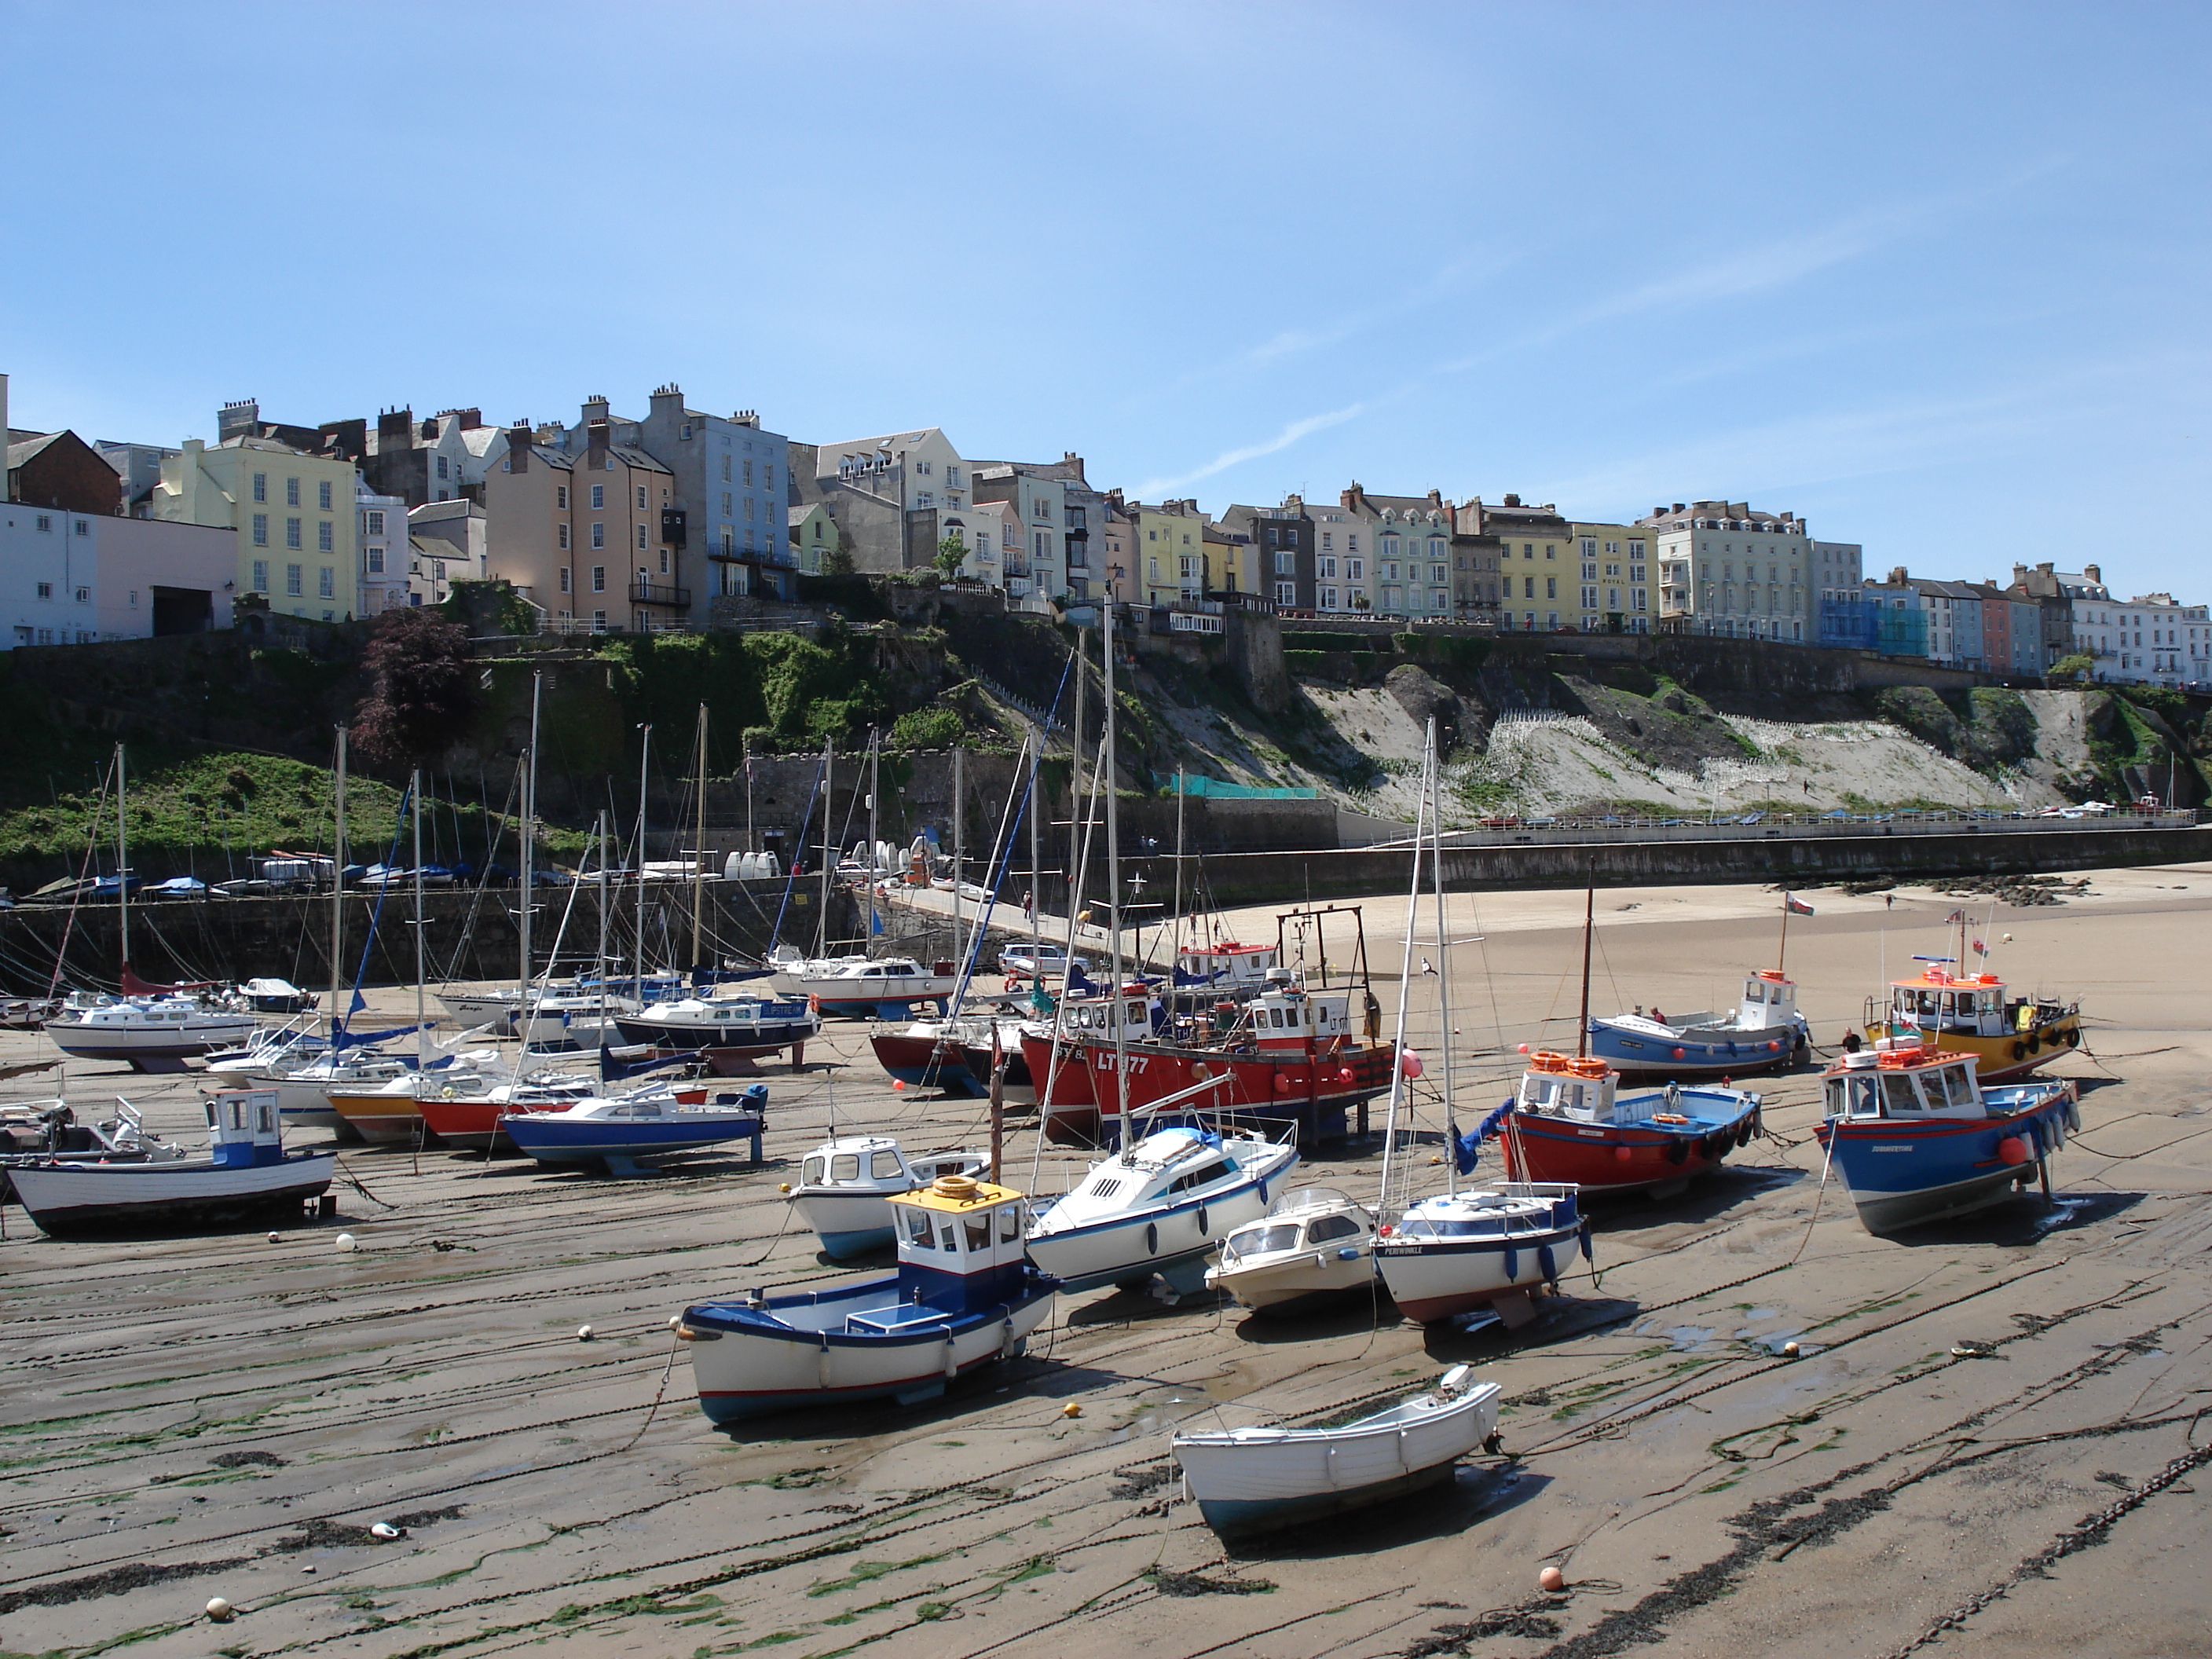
top-left (1488, 1050), bottom-right (1761, 1195)
top-left (1864, 969), bottom-right (2082, 1082)
top-left (786, 1137), bottom-right (994, 1258)
top-left (1205, 1185), bottom-right (1376, 1314)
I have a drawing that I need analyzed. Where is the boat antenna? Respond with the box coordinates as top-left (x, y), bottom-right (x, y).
top-left (1577, 854), bottom-right (1595, 1060)
top-left (1374, 719), bottom-right (1434, 1222)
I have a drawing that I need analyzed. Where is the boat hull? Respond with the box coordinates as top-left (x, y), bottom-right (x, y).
top-left (1024, 1032), bottom-right (1100, 1144)
top-left (1500, 1092), bottom-right (1760, 1194)
top-left (869, 1030), bottom-right (984, 1096)
top-left (790, 1191), bottom-right (897, 1258)
top-left (1069, 1037), bottom-right (1393, 1148)
top-left (327, 1092), bottom-right (429, 1146)
top-left (1816, 1086), bottom-right (2076, 1233)
top-left (46, 1016), bottom-right (259, 1066)
top-left (504, 1113), bottom-right (764, 1166)
top-left (683, 1274), bottom-right (1056, 1426)
top-left (1174, 1381), bottom-right (1500, 1540)
top-left (1588, 1017), bottom-right (1803, 1075)
top-left (8, 1154), bottom-right (335, 1233)
top-left (1864, 1017), bottom-right (2084, 1082)
top-left (1208, 1248), bottom-right (1375, 1313)
top-left (1375, 1221), bottom-right (1586, 1324)
top-left (611, 1015), bottom-right (816, 1054)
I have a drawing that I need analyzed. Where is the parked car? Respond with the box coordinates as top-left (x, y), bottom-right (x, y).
top-left (999, 943), bottom-right (1090, 978)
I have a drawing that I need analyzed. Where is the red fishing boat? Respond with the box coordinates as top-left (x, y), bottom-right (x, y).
top-left (1485, 1051), bottom-right (1760, 1194)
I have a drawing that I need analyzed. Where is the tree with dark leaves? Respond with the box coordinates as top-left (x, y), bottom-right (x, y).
top-left (353, 608), bottom-right (476, 766)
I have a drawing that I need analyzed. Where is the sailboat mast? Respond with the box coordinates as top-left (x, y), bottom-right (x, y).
top-left (952, 745), bottom-right (964, 969)
top-left (690, 705), bottom-right (709, 972)
top-left (866, 732), bottom-right (880, 948)
top-left (1103, 601), bottom-right (1126, 1130)
top-left (635, 723), bottom-right (650, 991)
top-left (1027, 729), bottom-right (1042, 963)
top-left (1375, 720), bottom-right (1435, 1221)
top-left (1173, 769), bottom-right (1185, 961)
top-left (1430, 735), bottom-right (1460, 1199)
top-left (594, 809), bottom-right (610, 1023)
top-left (1577, 855), bottom-right (1595, 1060)
top-left (817, 739), bottom-right (833, 957)
top-left (412, 769), bottom-right (427, 1070)
top-left (330, 727), bottom-right (346, 1033)
top-left (115, 743), bottom-right (129, 977)
top-left (1066, 643), bottom-right (1084, 966)
top-left (519, 670), bottom-right (540, 1002)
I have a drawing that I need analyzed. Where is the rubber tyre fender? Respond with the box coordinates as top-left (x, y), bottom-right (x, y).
top-left (1666, 1137), bottom-right (1690, 1166)
top-left (2027, 1032), bottom-right (2042, 1055)
top-left (2064, 1027), bottom-right (2080, 1047)
top-left (1734, 1122), bottom-right (1753, 1150)
top-left (2011, 1042), bottom-right (2027, 1061)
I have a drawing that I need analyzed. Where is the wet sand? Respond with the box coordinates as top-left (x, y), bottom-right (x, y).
top-left (2, 862), bottom-right (2207, 1659)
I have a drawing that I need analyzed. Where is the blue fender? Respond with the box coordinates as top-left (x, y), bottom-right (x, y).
top-left (1538, 1243), bottom-right (1558, 1285)
top-left (1580, 1221), bottom-right (1595, 1263)
top-left (1503, 1247), bottom-right (1518, 1280)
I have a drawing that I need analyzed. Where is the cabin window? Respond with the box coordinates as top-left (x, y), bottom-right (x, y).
top-left (1243, 1224), bottom-right (1302, 1254)
top-left (998, 1204), bottom-right (1020, 1243)
top-left (870, 1151), bottom-right (903, 1180)
top-left (1881, 1072), bottom-right (1922, 1113)
top-left (203, 1100), bottom-right (218, 1129)
top-left (258, 1103), bottom-right (273, 1133)
top-left (905, 1208), bottom-right (933, 1245)
top-left (830, 1154), bottom-right (861, 1181)
top-left (1309, 1214), bottom-right (1361, 1243)
top-left (229, 1102), bottom-right (246, 1130)
top-left (1745, 980), bottom-right (1763, 1002)
top-left (1939, 1067), bottom-right (1975, 1108)
top-left (939, 1225), bottom-right (958, 1252)
top-left (1178, 1161), bottom-right (1229, 1191)
top-left (964, 1213), bottom-right (992, 1253)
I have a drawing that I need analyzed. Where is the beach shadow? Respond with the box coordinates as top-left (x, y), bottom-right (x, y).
top-left (1064, 1284), bottom-right (1232, 1328)
top-left (1418, 1294), bottom-right (1643, 1362)
top-left (1224, 1464), bottom-right (1555, 1560)
top-left (1229, 1291), bottom-right (1401, 1344)
top-left (710, 1355), bottom-right (1125, 1442)
top-left (1887, 1188), bottom-right (2144, 1247)
top-left (1584, 1163), bottom-right (1807, 1232)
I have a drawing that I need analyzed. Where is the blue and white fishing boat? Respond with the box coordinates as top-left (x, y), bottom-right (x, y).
top-left (678, 1172), bottom-right (1057, 1426)
top-left (1172, 1364), bottom-right (1501, 1539)
top-left (1024, 1124), bottom-right (1299, 1295)
top-left (500, 1083), bottom-right (767, 1171)
top-left (785, 1136), bottom-right (993, 1258)
top-left (7, 1087), bottom-right (333, 1235)
top-left (1587, 969), bottom-right (1809, 1076)
top-left (1813, 1035), bottom-right (2078, 1233)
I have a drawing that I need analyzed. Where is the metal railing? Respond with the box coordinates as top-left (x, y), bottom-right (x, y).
top-left (628, 580), bottom-right (691, 607)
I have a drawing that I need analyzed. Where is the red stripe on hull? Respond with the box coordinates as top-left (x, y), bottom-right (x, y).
top-left (1068, 1039), bottom-right (1394, 1119)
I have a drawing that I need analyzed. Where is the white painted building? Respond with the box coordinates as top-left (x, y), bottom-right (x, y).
top-left (1642, 500), bottom-right (1812, 641)
top-left (2, 500), bottom-right (233, 649)
top-left (2074, 583), bottom-right (2211, 687)
top-left (357, 479), bottom-right (409, 613)
top-left (1305, 501), bottom-right (1364, 613)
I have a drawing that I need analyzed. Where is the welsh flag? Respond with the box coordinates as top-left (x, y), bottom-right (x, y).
top-left (1784, 894), bottom-right (1815, 916)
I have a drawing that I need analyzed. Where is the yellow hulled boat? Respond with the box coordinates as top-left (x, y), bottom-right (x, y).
top-left (1863, 968), bottom-right (2082, 1082)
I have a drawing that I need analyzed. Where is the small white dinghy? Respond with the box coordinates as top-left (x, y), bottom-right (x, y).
top-left (785, 1137), bottom-right (993, 1258)
top-left (1173, 1364), bottom-right (1501, 1539)
top-left (1205, 1186), bottom-right (1376, 1315)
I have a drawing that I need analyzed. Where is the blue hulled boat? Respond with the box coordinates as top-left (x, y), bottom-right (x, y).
top-left (500, 1084), bottom-right (767, 1170)
top-left (1587, 969), bottom-right (1809, 1076)
top-left (679, 1173), bottom-right (1057, 1426)
top-left (1813, 1037), bottom-right (2078, 1233)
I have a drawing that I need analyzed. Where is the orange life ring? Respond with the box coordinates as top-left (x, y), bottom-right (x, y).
top-left (1568, 1057), bottom-right (1607, 1079)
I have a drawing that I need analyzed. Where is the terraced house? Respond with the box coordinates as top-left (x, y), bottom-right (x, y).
top-left (1642, 500), bottom-right (1811, 643)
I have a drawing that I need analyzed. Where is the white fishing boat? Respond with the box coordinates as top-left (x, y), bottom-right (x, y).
top-left (8, 1087), bottom-right (334, 1235)
top-left (1374, 1184), bottom-right (1590, 1324)
top-left (679, 1173), bottom-right (1057, 1426)
top-left (1206, 1186), bottom-right (1376, 1314)
top-left (1172, 1365), bottom-right (1501, 1539)
top-left (0, 1097), bottom-right (188, 1200)
top-left (784, 1137), bottom-right (994, 1258)
top-left (44, 997), bottom-right (258, 1069)
top-left (1024, 1124), bottom-right (1299, 1295)
top-left (240, 977), bottom-right (317, 1014)
top-left (768, 956), bottom-right (961, 1017)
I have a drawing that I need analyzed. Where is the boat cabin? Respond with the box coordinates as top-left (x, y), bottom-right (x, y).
top-left (799, 1137), bottom-right (977, 1194)
top-left (1875, 969), bottom-right (2070, 1040)
top-left (1823, 1037), bottom-right (1985, 1121)
top-left (1738, 970), bottom-right (1798, 1027)
top-left (1068, 1126), bottom-right (1242, 1214)
top-left (1515, 1051), bottom-right (1619, 1122)
top-left (1248, 975), bottom-right (1354, 1052)
top-left (1220, 1187), bottom-right (1369, 1265)
top-left (206, 1087), bottom-right (287, 1167)
top-left (889, 1175), bottom-right (1032, 1313)
top-left (1062, 988), bottom-right (1161, 1042)
top-left (1175, 940), bottom-right (1280, 991)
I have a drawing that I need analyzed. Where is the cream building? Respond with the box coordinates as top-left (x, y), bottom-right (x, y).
top-left (152, 434), bottom-right (361, 620)
top-left (1641, 500), bottom-right (1811, 642)
top-left (1569, 522), bottom-right (1652, 633)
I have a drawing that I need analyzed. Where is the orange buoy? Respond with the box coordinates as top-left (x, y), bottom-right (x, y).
top-left (1540, 1566), bottom-right (1566, 1592)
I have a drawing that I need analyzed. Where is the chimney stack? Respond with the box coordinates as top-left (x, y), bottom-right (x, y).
top-left (218, 399), bottom-right (260, 441)
top-left (507, 423), bottom-right (532, 471)
top-left (0, 372), bottom-right (9, 501)
top-left (2083, 562), bottom-right (2101, 584)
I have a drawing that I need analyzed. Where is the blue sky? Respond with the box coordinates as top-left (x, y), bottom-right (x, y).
top-left (5, 2), bottom-right (2207, 593)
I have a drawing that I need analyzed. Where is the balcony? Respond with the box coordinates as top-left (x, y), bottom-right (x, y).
top-left (629, 580), bottom-right (692, 608)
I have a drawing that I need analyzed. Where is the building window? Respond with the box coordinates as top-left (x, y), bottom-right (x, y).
top-left (592, 610), bottom-right (607, 631)
top-left (286, 518), bottom-right (302, 549)
top-left (252, 559), bottom-right (269, 591)
top-left (368, 547), bottom-right (385, 573)
top-left (35, 581), bottom-right (52, 599)
top-left (75, 586), bottom-right (90, 602)
top-left (559, 568), bottom-right (571, 594)
top-left (557, 485), bottom-right (569, 509)
top-left (637, 524), bottom-right (647, 551)
top-left (318, 478), bottom-right (334, 511)
top-left (319, 566), bottom-right (335, 599)
top-left (558, 524), bottom-right (571, 551)
top-left (591, 566), bottom-right (606, 592)
top-left (252, 473), bottom-right (267, 504)
top-left (590, 484), bottom-right (604, 510)
top-left (635, 485), bottom-right (646, 510)
top-left (591, 523), bottom-right (605, 549)
top-left (286, 477), bottom-right (300, 507)
top-left (286, 563), bottom-right (303, 596)
top-left (365, 509), bottom-right (385, 535)
top-left (317, 521), bottom-right (334, 553)
top-left (75, 518), bottom-right (88, 537)
top-left (1275, 580), bottom-right (1296, 606)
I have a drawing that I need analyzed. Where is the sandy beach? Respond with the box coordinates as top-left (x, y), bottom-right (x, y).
top-left (2, 861), bottom-right (2208, 1659)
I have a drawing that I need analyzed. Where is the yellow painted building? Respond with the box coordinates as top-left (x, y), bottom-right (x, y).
top-left (153, 436), bottom-right (361, 619)
top-left (1567, 521), bottom-right (1654, 634)
top-left (1133, 500), bottom-right (1207, 605)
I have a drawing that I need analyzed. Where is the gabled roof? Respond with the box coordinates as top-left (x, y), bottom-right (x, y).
top-left (5, 430), bottom-right (66, 470)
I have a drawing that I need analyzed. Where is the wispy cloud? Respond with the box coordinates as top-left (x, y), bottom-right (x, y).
top-left (1130, 403), bottom-right (1368, 497)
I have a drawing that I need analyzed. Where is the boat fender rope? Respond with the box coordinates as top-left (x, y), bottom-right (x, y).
top-left (1579, 1221), bottom-right (1594, 1264)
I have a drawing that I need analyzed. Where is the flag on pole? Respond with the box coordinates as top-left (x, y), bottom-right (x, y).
top-left (1972, 937), bottom-right (1987, 956)
top-left (1785, 894), bottom-right (1815, 916)
top-left (1943, 908), bottom-right (1966, 925)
